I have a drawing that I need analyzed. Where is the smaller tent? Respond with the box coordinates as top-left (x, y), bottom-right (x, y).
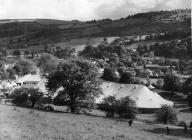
top-left (148, 85), bottom-right (155, 89)
top-left (17, 74), bottom-right (41, 84)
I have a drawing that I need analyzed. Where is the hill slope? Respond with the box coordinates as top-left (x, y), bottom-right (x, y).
top-left (0, 9), bottom-right (190, 41)
top-left (0, 104), bottom-right (191, 140)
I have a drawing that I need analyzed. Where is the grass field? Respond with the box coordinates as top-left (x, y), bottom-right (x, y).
top-left (0, 104), bottom-right (191, 140)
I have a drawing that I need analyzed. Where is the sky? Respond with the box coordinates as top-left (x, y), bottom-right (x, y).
top-left (0, 0), bottom-right (191, 20)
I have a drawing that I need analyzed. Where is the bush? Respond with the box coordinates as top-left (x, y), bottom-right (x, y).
top-left (98, 96), bottom-right (137, 119)
top-left (101, 67), bottom-right (119, 82)
top-left (119, 71), bottom-right (133, 84)
top-left (155, 105), bottom-right (177, 124)
top-left (163, 74), bottom-right (180, 93)
top-left (156, 78), bottom-right (164, 89)
top-left (11, 88), bottom-right (43, 108)
top-left (98, 96), bottom-right (117, 117)
top-left (116, 97), bottom-right (137, 119)
top-left (11, 88), bottom-right (29, 106)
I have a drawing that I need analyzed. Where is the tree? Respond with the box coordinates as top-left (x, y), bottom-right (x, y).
top-left (155, 105), bottom-right (177, 124)
top-left (27, 88), bottom-right (44, 108)
top-left (182, 76), bottom-right (192, 95)
top-left (101, 67), bottom-right (118, 82)
top-left (37, 53), bottom-right (60, 76)
top-left (11, 88), bottom-right (43, 108)
top-left (0, 48), bottom-right (8, 57)
top-left (163, 74), bottom-right (180, 95)
top-left (13, 59), bottom-right (37, 76)
top-left (6, 68), bottom-right (16, 79)
top-left (24, 50), bottom-right (30, 58)
top-left (187, 94), bottom-right (192, 110)
top-left (98, 96), bottom-right (117, 117)
top-left (46, 59), bottom-right (101, 113)
top-left (54, 46), bottom-right (75, 59)
top-left (13, 50), bottom-right (21, 57)
top-left (11, 88), bottom-right (29, 106)
top-left (182, 76), bottom-right (192, 110)
top-left (98, 96), bottom-right (136, 119)
top-left (156, 78), bottom-right (164, 89)
top-left (116, 97), bottom-right (136, 119)
top-left (0, 67), bottom-right (8, 80)
top-left (119, 71), bottom-right (133, 84)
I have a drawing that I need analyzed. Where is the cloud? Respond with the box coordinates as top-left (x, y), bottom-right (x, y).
top-left (0, 0), bottom-right (190, 20)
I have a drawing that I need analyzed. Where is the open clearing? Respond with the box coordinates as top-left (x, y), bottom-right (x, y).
top-left (0, 105), bottom-right (191, 140)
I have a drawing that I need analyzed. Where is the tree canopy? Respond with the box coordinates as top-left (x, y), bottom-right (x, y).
top-left (119, 71), bottom-right (133, 84)
top-left (46, 59), bottom-right (101, 113)
top-left (155, 105), bottom-right (177, 124)
top-left (37, 53), bottom-right (60, 76)
top-left (182, 76), bottom-right (192, 95)
top-left (101, 67), bottom-right (119, 82)
top-left (163, 74), bottom-right (180, 93)
top-left (13, 59), bottom-right (37, 76)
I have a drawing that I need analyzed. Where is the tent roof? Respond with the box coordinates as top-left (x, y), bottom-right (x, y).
top-left (97, 82), bottom-right (173, 108)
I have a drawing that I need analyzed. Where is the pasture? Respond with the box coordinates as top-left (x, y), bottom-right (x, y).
top-left (0, 104), bottom-right (191, 140)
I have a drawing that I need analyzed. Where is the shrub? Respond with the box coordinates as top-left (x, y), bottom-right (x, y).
top-left (101, 67), bottom-right (119, 82)
top-left (119, 71), bottom-right (133, 84)
top-left (11, 88), bottom-right (43, 108)
top-left (155, 105), bottom-right (177, 124)
top-left (116, 97), bottom-right (137, 119)
top-left (11, 88), bottom-right (29, 106)
top-left (163, 74), bottom-right (180, 94)
top-left (98, 96), bottom-right (117, 117)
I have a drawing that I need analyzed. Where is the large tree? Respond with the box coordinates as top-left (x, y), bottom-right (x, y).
top-left (46, 59), bottom-right (101, 113)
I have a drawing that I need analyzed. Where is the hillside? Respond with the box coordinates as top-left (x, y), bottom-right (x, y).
top-left (0, 9), bottom-right (190, 41)
top-left (0, 104), bottom-right (191, 140)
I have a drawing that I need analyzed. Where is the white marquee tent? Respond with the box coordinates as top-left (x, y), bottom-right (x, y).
top-left (97, 82), bottom-right (173, 108)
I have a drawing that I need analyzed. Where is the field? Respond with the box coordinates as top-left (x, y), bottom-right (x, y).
top-left (0, 104), bottom-right (191, 140)
top-left (16, 36), bottom-right (117, 53)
